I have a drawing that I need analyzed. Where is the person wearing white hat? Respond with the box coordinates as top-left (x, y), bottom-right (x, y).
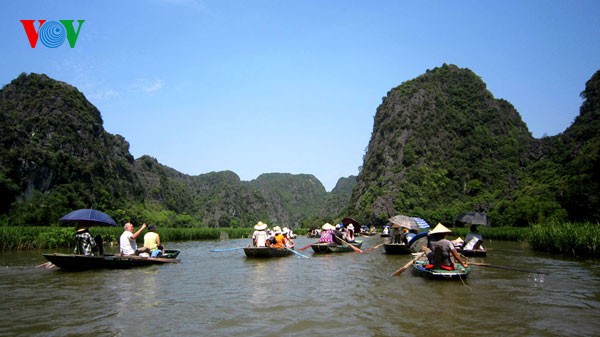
top-left (319, 223), bottom-right (335, 243)
top-left (269, 226), bottom-right (290, 249)
top-left (424, 223), bottom-right (468, 270)
top-left (345, 223), bottom-right (356, 242)
top-left (252, 221), bottom-right (269, 247)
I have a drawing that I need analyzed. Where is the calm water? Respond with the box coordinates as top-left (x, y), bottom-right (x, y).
top-left (0, 236), bottom-right (599, 337)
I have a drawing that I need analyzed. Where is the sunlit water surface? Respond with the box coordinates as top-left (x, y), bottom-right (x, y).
top-left (1, 237), bottom-right (599, 336)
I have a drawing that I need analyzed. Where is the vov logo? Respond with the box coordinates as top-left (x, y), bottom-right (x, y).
top-left (20, 20), bottom-right (85, 48)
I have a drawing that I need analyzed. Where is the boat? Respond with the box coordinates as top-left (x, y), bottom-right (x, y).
top-left (412, 259), bottom-right (470, 280)
top-left (311, 240), bottom-right (363, 253)
top-left (42, 250), bottom-right (181, 271)
top-left (457, 248), bottom-right (487, 257)
top-left (383, 243), bottom-right (411, 254)
top-left (243, 246), bottom-right (293, 258)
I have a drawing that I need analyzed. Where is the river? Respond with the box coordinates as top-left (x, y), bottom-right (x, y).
top-left (0, 236), bottom-right (599, 337)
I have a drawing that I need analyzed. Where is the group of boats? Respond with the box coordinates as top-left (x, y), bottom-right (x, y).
top-left (41, 210), bottom-right (486, 281)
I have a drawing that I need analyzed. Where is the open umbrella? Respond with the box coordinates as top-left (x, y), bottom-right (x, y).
top-left (411, 217), bottom-right (430, 229)
top-left (341, 217), bottom-right (361, 228)
top-left (389, 215), bottom-right (419, 230)
top-left (59, 209), bottom-right (118, 227)
top-left (456, 212), bottom-right (488, 226)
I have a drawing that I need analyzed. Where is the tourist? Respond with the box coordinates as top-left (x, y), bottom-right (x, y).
top-left (143, 225), bottom-right (165, 257)
top-left (269, 226), bottom-right (289, 249)
top-left (282, 227), bottom-right (296, 248)
top-left (119, 222), bottom-right (148, 256)
top-left (319, 223), bottom-right (335, 243)
top-left (423, 223), bottom-right (468, 270)
top-left (390, 223), bottom-right (405, 244)
top-left (252, 221), bottom-right (269, 247)
top-left (463, 225), bottom-right (484, 251)
top-left (74, 224), bottom-right (99, 256)
top-left (345, 224), bottom-right (356, 242)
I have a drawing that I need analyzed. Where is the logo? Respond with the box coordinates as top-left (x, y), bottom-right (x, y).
top-left (20, 20), bottom-right (85, 48)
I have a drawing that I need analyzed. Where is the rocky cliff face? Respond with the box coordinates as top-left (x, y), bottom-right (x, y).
top-left (350, 64), bottom-right (599, 225)
top-left (0, 73), bottom-right (351, 227)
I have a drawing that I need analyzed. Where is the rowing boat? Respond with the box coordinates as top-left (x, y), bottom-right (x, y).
top-left (412, 259), bottom-right (470, 280)
top-left (243, 246), bottom-right (294, 258)
top-left (383, 243), bottom-right (411, 255)
top-left (311, 240), bottom-right (362, 253)
top-left (43, 249), bottom-right (181, 271)
top-left (456, 248), bottom-right (487, 257)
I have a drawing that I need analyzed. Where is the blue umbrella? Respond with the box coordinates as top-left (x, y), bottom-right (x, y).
top-left (411, 217), bottom-right (430, 229)
top-left (59, 209), bottom-right (118, 227)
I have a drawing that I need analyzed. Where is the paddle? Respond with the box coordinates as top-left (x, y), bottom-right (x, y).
top-left (298, 242), bottom-right (317, 251)
top-left (363, 242), bottom-right (385, 253)
top-left (37, 261), bottom-right (55, 269)
top-left (469, 262), bottom-right (549, 275)
top-left (334, 235), bottom-right (363, 253)
top-left (392, 252), bottom-right (424, 276)
top-left (210, 247), bottom-right (245, 252)
top-left (285, 247), bottom-right (310, 259)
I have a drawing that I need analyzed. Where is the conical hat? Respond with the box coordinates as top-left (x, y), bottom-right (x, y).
top-left (254, 221), bottom-right (268, 230)
top-left (428, 223), bottom-right (452, 236)
top-left (322, 223), bottom-right (333, 230)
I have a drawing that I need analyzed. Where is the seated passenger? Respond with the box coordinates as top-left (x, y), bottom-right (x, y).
top-left (252, 221), bottom-right (269, 247)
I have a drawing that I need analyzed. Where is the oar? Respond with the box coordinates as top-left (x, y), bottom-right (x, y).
top-left (285, 247), bottom-right (310, 258)
top-left (298, 242), bottom-right (317, 251)
top-left (469, 262), bottom-right (549, 275)
top-left (335, 236), bottom-right (363, 253)
top-left (37, 262), bottom-right (55, 269)
top-left (363, 242), bottom-right (385, 253)
top-left (210, 247), bottom-right (245, 252)
top-left (392, 252), bottom-right (424, 276)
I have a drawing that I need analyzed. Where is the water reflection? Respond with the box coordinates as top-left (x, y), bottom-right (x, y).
top-left (1, 238), bottom-right (599, 336)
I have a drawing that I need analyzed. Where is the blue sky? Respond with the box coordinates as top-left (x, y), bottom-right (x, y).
top-left (1, 1), bottom-right (599, 191)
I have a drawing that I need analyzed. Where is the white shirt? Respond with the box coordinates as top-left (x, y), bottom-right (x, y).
top-left (253, 230), bottom-right (268, 247)
top-left (119, 231), bottom-right (137, 255)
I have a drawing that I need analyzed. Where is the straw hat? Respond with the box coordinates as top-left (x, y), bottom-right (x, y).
top-left (254, 221), bottom-right (268, 230)
top-left (322, 223), bottom-right (333, 230)
top-left (428, 223), bottom-right (452, 236)
top-left (391, 223), bottom-right (401, 229)
top-left (282, 227), bottom-right (289, 234)
top-left (273, 226), bottom-right (282, 234)
top-left (347, 224), bottom-right (354, 230)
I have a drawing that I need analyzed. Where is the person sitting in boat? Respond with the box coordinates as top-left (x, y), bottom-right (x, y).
top-left (345, 224), bottom-right (356, 242)
top-left (319, 223), bottom-right (335, 243)
top-left (382, 225), bottom-right (390, 236)
top-left (268, 226), bottom-right (289, 249)
top-left (423, 223), bottom-right (468, 270)
top-left (390, 223), bottom-right (406, 244)
top-left (463, 225), bottom-right (484, 251)
top-left (282, 227), bottom-right (296, 248)
top-left (143, 225), bottom-right (165, 258)
top-left (252, 221), bottom-right (269, 247)
top-left (74, 225), bottom-right (100, 256)
top-left (119, 222), bottom-right (149, 256)
top-left (332, 224), bottom-right (345, 245)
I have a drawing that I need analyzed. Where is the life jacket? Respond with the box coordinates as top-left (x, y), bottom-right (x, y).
top-left (271, 233), bottom-right (286, 249)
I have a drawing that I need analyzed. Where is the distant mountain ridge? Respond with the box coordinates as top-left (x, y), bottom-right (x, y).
top-left (1, 66), bottom-right (598, 228)
top-left (0, 73), bottom-right (353, 227)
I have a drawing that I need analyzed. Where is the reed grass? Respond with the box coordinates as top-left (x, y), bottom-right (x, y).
top-left (0, 226), bottom-right (257, 251)
top-left (451, 226), bottom-right (527, 241)
top-left (528, 221), bottom-right (599, 257)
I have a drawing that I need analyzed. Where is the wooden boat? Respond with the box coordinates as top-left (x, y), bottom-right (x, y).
top-left (243, 246), bottom-right (293, 258)
top-left (43, 250), bottom-right (181, 271)
top-left (383, 243), bottom-right (411, 255)
top-left (311, 240), bottom-right (362, 253)
top-left (457, 248), bottom-right (487, 257)
top-left (412, 259), bottom-right (470, 280)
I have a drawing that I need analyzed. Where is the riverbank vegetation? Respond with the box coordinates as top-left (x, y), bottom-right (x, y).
top-left (2, 223), bottom-right (597, 257)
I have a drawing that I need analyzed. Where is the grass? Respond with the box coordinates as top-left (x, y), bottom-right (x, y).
top-left (2, 224), bottom-right (597, 257)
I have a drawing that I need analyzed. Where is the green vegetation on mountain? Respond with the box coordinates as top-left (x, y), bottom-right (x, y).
top-left (0, 66), bottom-right (598, 232)
top-left (350, 64), bottom-right (599, 227)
